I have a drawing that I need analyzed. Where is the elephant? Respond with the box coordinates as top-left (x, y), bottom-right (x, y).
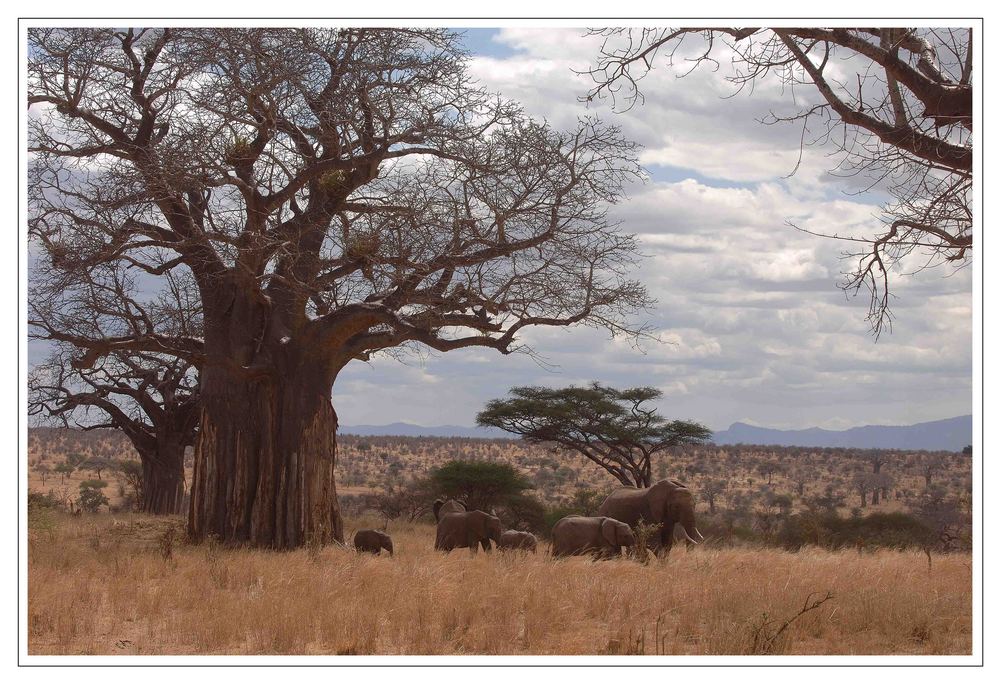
top-left (433, 498), bottom-right (466, 521)
top-left (551, 516), bottom-right (636, 559)
top-left (597, 478), bottom-right (704, 554)
top-left (353, 529), bottom-right (393, 556)
top-left (434, 509), bottom-right (502, 552)
top-left (497, 529), bottom-right (538, 553)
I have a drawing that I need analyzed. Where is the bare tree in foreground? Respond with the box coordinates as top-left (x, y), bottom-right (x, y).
top-left (29, 28), bottom-right (650, 547)
top-left (586, 28), bottom-right (972, 337)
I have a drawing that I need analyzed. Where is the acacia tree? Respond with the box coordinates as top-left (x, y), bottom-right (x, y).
top-left (29, 28), bottom-right (649, 548)
top-left (586, 28), bottom-right (973, 337)
top-left (477, 383), bottom-right (711, 487)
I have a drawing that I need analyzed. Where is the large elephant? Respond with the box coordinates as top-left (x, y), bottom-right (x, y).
top-left (433, 498), bottom-right (466, 521)
top-left (598, 478), bottom-right (704, 554)
top-left (551, 516), bottom-right (636, 559)
top-left (498, 529), bottom-right (538, 553)
top-left (353, 529), bottom-right (393, 556)
top-left (434, 509), bottom-right (502, 552)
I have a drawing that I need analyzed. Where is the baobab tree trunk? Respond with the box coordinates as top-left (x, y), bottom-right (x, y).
top-left (140, 440), bottom-right (187, 515)
top-left (188, 357), bottom-right (343, 549)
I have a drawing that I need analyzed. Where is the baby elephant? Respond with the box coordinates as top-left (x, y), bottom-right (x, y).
top-left (353, 529), bottom-right (393, 556)
top-left (498, 530), bottom-right (538, 553)
top-left (551, 516), bottom-right (635, 559)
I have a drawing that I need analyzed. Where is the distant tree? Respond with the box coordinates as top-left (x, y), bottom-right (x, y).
top-left (363, 484), bottom-right (408, 527)
top-left (701, 478), bottom-right (728, 514)
top-left (872, 471), bottom-right (894, 505)
top-left (570, 487), bottom-right (613, 516)
top-left (852, 472), bottom-right (874, 507)
top-left (33, 462), bottom-right (51, 486)
top-left (913, 485), bottom-right (970, 551)
top-left (81, 457), bottom-right (113, 481)
top-left (922, 458), bottom-right (943, 487)
top-left (477, 384), bottom-right (711, 487)
top-left (429, 460), bottom-right (533, 512)
top-left (113, 460), bottom-right (144, 509)
top-left (789, 469), bottom-right (811, 497)
top-left (864, 450), bottom-right (891, 475)
top-left (962, 445), bottom-right (972, 455)
top-left (756, 460), bottom-right (786, 486)
top-left (78, 480), bottom-right (110, 513)
top-left (54, 461), bottom-right (74, 484)
top-left (806, 485), bottom-right (845, 514)
top-left (65, 452), bottom-right (87, 469)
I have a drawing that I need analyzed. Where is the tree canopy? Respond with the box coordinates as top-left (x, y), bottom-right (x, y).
top-left (477, 383), bottom-right (712, 487)
top-left (428, 460), bottom-right (534, 512)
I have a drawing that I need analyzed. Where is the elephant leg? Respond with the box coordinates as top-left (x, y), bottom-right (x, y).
top-left (657, 525), bottom-right (673, 556)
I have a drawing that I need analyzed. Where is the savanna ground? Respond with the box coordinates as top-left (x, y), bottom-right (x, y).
top-left (28, 511), bottom-right (971, 656)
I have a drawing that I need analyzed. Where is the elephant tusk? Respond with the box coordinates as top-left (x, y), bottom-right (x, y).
top-left (693, 528), bottom-right (705, 542)
top-left (674, 523), bottom-right (698, 544)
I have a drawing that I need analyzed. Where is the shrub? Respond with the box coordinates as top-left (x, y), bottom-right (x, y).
top-left (78, 480), bottom-right (110, 513)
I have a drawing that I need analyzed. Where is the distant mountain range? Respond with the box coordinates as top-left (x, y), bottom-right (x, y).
top-left (711, 415), bottom-right (972, 452)
top-left (339, 422), bottom-right (508, 439)
top-left (340, 415), bottom-right (973, 452)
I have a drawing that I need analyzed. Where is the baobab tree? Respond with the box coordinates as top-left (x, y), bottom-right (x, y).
top-left (586, 28), bottom-right (973, 337)
top-left (30, 253), bottom-right (201, 515)
top-left (29, 28), bottom-right (649, 547)
top-left (29, 351), bottom-right (199, 515)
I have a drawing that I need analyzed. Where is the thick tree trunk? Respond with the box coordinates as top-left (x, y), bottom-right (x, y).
top-left (140, 441), bottom-right (187, 515)
top-left (188, 359), bottom-right (342, 549)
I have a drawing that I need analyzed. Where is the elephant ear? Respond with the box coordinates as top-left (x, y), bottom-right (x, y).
top-left (600, 518), bottom-right (618, 546)
top-left (433, 499), bottom-right (444, 521)
top-left (648, 479), bottom-right (682, 519)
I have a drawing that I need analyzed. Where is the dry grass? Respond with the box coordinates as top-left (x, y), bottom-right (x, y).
top-left (28, 512), bottom-right (971, 656)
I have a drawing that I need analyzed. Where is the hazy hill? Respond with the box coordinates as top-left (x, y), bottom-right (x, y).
top-left (339, 422), bottom-right (506, 439)
top-left (711, 414), bottom-right (972, 452)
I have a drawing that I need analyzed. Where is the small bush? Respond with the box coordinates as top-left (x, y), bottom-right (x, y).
top-left (78, 480), bottom-right (110, 513)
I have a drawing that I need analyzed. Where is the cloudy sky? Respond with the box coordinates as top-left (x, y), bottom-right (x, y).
top-left (26, 27), bottom-right (973, 434)
top-left (331, 28), bottom-right (972, 432)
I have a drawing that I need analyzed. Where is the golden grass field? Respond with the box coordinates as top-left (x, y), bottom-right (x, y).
top-left (27, 511), bottom-right (972, 656)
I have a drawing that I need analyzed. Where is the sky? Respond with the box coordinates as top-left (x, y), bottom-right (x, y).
top-left (26, 28), bottom-right (974, 434)
top-left (331, 28), bottom-right (973, 432)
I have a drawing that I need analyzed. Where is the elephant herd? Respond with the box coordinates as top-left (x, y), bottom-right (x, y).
top-left (352, 478), bottom-right (703, 560)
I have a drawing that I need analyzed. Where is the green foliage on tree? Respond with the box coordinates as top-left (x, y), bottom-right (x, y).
top-left (477, 383), bottom-right (712, 487)
top-left (114, 460), bottom-right (144, 508)
top-left (66, 452), bottom-right (87, 469)
top-left (54, 461), bottom-right (75, 484)
top-left (78, 480), bottom-right (109, 513)
top-left (82, 457), bottom-right (113, 480)
top-left (429, 460), bottom-right (533, 512)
